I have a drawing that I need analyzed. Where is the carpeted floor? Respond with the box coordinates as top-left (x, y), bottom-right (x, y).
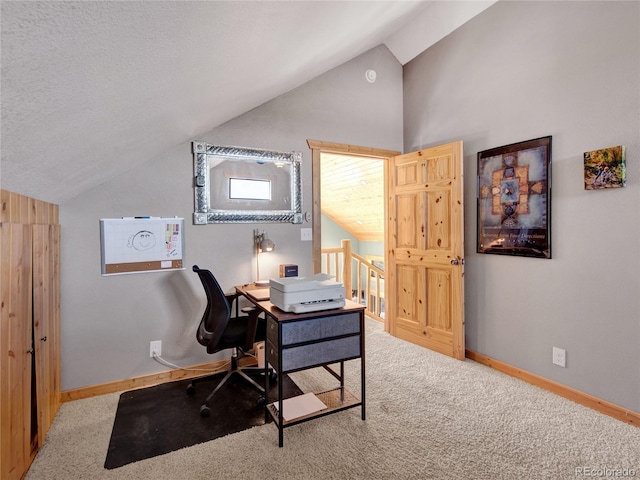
top-left (105, 372), bottom-right (301, 469)
top-left (25, 319), bottom-right (640, 480)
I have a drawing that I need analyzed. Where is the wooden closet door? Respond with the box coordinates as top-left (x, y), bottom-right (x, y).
top-left (33, 224), bottom-right (61, 445)
top-left (0, 222), bottom-right (33, 480)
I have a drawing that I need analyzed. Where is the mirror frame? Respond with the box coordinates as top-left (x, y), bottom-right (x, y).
top-left (192, 141), bottom-right (303, 224)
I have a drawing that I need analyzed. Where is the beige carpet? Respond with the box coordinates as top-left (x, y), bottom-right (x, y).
top-left (26, 319), bottom-right (640, 480)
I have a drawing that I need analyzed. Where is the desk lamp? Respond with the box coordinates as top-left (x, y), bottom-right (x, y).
top-left (254, 229), bottom-right (275, 286)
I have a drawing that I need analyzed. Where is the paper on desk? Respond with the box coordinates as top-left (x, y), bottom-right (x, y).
top-left (249, 288), bottom-right (270, 301)
top-left (273, 393), bottom-right (327, 421)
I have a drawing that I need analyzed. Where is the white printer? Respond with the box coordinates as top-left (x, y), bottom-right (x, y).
top-left (269, 273), bottom-right (346, 313)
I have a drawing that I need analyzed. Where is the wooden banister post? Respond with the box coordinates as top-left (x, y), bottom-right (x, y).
top-left (342, 239), bottom-right (352, 299)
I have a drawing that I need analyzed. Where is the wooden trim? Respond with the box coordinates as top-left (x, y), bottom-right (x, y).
top-left (466, 349), bottom-right (640, 428)
top-left (310, 146), bottom-right (322, 275)
top-left (60, 357), bottom-right (253, 402)
top-left (383, 156), bottom-right (390, 333)
top-left (306, 139), bottom-right (400, 158)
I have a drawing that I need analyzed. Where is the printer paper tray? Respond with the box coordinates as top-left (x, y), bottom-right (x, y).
top-left (287, 299), bottom-right (346, 314)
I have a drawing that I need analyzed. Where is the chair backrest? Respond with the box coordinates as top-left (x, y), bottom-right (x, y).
top-left (192, 265), bottom-right (231, 351)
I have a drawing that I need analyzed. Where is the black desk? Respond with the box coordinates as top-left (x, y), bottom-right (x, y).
top-left (236, 284), bottom-right (366, 447)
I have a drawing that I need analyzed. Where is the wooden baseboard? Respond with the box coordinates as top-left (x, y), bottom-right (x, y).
top-left (466, 349), bottom-right (640, 428)
top-left (61, 349), bottom-right (639, 429)
top-left (60, 358), bottom-right (244, 402)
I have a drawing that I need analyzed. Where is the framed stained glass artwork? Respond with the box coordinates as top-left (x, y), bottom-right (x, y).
top-left (477, 136), bottom-right (551, 259)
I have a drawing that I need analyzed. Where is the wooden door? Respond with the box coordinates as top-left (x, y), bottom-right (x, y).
top-left (0, 222), bottom-right (33, 480)
top-left (33, 224), bottom-right (61, 444)
top-left (386, 141), bottom-right (465, 359)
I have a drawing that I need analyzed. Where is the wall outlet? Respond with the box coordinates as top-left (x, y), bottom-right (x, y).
top-left (552, 346), bottom-right (566, 367)
top-left (150, 340), bottom-right (162, 358)
top-left (300, 228), bottom-right (312, 241)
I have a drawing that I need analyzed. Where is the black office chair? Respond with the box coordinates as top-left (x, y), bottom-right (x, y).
top-left (188, 265), bottom-right (272, 417)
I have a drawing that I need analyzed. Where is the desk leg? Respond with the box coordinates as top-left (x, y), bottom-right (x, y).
top-left (361, 354), bottom-right (366, 421)
top-left (264, 361), bottom-right (270, 424)
top-left (340, 362), bottom-right (345, 402)
top-left (361, 318), bottom-right (366, 421)
top-left (277, 320), bottom-right (284, 448)
top-left (278, 374), bottom-right (284, 447)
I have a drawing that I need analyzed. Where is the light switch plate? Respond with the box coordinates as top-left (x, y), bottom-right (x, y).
top-left (301, 228), bottom-right (312, 241)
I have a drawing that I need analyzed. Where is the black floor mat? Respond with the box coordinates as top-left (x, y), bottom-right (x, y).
top-left (104, 372), bottom-right (300, 469)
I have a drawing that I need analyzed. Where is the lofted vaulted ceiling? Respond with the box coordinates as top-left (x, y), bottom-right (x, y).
top-left (0, 1), bottom-right (495, 205)
top-left (321, 153), bottom-right (385, 242)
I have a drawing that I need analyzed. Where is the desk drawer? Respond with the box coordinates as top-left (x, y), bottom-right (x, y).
top-left (267, 335), bottom-right (360, 372)
top-left (267, 312), bottom-right (360, 346)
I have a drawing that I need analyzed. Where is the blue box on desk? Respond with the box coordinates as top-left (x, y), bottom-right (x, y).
top-left (280, 264), bottom-right (298, 277)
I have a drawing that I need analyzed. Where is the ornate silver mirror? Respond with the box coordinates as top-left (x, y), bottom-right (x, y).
top-left (192, 142), bottom-right (303, 224)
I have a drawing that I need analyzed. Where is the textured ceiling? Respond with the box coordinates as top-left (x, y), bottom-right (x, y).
top-left (0, 1), bottom-right (494, 205)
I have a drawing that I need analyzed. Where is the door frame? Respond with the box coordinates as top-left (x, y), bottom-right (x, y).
top-left (306, 140), bottom-right (400, 316)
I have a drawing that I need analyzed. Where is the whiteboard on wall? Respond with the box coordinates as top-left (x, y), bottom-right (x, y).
top-left (100, 218), bottom-right (185, 275)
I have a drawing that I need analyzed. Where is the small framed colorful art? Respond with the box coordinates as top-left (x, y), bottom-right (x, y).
top-left (584, 145), bottom-right (626, 190)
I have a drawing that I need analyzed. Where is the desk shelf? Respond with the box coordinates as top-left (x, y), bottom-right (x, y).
top-left (266, 386), bottom-right (361, 427)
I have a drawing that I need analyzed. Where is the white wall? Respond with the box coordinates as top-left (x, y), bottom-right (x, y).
top-left (403, 1), bottom-right (640, 411)
top-left (59, 45), bottom-right (403, 390)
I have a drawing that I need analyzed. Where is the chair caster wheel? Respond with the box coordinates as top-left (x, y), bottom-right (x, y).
top-left (186, 383), bottom-right (195, 395)
top-left (257, 396), bottom-right (266, 407)
top-left (269, 371), bottom-right (278, 383)
top-left (200, 405), bottom-right (211, 417)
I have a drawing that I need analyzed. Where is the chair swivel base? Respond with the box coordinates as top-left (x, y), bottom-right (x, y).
top-left (186, 354), bottom-right (277, 417)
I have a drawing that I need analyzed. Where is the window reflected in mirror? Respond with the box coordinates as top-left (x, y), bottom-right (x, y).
top-left (228, 178), bottom-right (271, 201)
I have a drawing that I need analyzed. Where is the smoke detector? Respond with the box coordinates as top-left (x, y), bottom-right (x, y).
top-left (365, 69), bottom-right (377, 83)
